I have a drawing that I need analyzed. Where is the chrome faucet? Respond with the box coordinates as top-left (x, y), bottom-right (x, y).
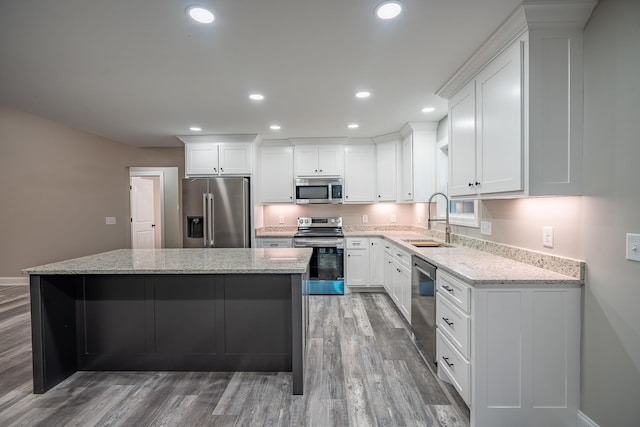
top-left (427, 192), bottom-right (451, 244)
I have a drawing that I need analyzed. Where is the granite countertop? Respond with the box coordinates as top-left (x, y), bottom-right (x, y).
top-left (392, 242), bottom-right (581, 286)
top-left (23, 248), bottom-right (313, 275)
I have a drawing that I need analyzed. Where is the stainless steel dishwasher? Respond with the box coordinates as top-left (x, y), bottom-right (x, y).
top-left (411, 256), bottom-right (437, 366)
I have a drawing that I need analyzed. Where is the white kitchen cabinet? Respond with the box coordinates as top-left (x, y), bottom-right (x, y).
top-left (440, 2), bottom-right (594, 198)
top-left (399, 123), bottom-right (437, 202)
top-left (180, 135), bottom-right (256, 177)
top-left (448, 82), bottom-right (478, 197)
top-left (368, 237), bottom-right (384, 287)
top-left (345, 237), bottom-right (369, 287)
top-left (185, 142), bottom-right (253, 176)
top-left (383, 244), bottom-right (394, 295)
top-left (435, 269), bottom-right (581, 427)
top-left (294, 144), bottom-right (344, 177)
top-left (259, 146), bottom-right (294, 203)
top-left (344, 145), bottom-right (375, 203)
top-left (386, 243), bottom-right (411, 323)
top-left (375, 140), bottom-right (398, 202)
top-left (448, 42), bottom-right (523, 197)
top-left (255, 237), bottom-right (293, 248)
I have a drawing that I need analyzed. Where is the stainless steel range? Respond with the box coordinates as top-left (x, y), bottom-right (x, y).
top-left (294, 217), bottom-right (344, 295)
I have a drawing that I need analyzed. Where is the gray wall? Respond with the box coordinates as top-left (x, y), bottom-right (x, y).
top-left (579, 0), bottom-right (640, 424)
top-left (0, 108), bottom-right (184, 277)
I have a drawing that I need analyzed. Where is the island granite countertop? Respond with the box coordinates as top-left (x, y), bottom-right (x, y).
top-left (23, 248), bottom-right (313, 275)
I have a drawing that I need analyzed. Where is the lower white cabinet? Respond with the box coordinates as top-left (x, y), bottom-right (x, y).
top-left (382, 242), bottom-right (411, 323)
top-left (346, 237), bottom-right (386, 290)
top-left (346, 238), bottom-right (369, 287)
top-left (369, 237), bottom-right (384, 287)
top-left (255, 237), bottom-right (293, 248)
top-left (436, 269), bottom-right (581, 427)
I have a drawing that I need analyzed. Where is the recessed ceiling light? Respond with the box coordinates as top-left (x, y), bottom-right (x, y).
top-left (189, 126), bottom-right (202, 131)
top-left (355, 91), bottom-right (371, 99)
top-left (421, 107), bottom-right (435, 113)
top-left (375, 1), bottom-right (402, 20)
top-left (348, 123), bottom-right (359, 129)
top-left (187, 6), bottom-right (214, 24)
top-left (270, 125), bottom-right (281, 130)
top-left (249, 93), bottom-right (264, 101)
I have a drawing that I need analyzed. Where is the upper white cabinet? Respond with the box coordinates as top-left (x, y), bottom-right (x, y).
top-left (344, 145), bottom-right (376, 203)
top-left (259, 146), bottom-right (294, 203)
top-left (439, 2), bottom-right (596, 198)
top-left (294, 144), bottom-right (344, 177)
top-left (399, 123), bottom-right (437, 202)
top-left (449, 42), bottom-right (523, 197)
top-left (375, 140), bottom-right (398, 202)
top-left (179, 135), bottom-right (257, 177)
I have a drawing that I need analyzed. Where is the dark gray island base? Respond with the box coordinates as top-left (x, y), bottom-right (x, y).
top-left (25, 249), bottom-right (312, 395)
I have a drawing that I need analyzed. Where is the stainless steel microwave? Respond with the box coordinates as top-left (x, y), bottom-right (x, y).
top-left (295, 178), bottom-right (343, 204)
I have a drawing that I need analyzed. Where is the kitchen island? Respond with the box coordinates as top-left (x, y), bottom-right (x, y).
top-left (23, 248), bottom-right (312, 395)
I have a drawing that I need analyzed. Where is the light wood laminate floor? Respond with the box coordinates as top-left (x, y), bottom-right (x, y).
top-left (0, 285), bottom-right (469, 426)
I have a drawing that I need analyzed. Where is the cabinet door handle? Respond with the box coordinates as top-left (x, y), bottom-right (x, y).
top-left (475, 181), bottom-right (480, 186)
top-left (319, 169), bottom-right (323, 172)
top-left (347, 254), bottom-right (351, 257)
top-left (468, 182), bottom-right (474, 187)
top-left (314, 169), bottom-right (318, 172)
top-left (214, 167), bottom-right (218, 172)
top-left (442, 356), bottom-right (454, 368)
top-left (442, 285), bottom-right (454, 294)
top-left (442, 317), bottom-right (454, 327)
top-left (378, 195), bottom-right (381, 198)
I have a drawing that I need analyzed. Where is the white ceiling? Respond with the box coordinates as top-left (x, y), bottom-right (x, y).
top-left (0, 0), bottom-right (522, 147)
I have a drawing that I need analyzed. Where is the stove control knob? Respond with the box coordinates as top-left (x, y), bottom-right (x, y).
top-left (298, 218), bottom-right (303, 225)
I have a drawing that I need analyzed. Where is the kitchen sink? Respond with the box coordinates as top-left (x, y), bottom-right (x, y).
top-left (403, 239), bottom-right (451, 248)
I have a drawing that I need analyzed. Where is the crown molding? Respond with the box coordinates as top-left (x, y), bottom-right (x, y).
top-left (176, 134), bottom-right (260, 144)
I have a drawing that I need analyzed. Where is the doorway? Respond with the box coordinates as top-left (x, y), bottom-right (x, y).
top-left (130, 175), bottom-right (162, 248)
top-left (128, 166), bottom-right (181, 249)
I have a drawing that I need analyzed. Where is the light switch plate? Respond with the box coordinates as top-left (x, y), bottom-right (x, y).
top-left (278, 216), bottom-right (285, 224)
top-left (480, 221), bottom-right (492, 236)
top-left (626, 233), bottom-right (640, 262)
top-left (105, 217), bottom-right (116, 225)
top-left (543, 226), bottom-right (554, 248)
top-left (362, 215), bottom-right (368, 223)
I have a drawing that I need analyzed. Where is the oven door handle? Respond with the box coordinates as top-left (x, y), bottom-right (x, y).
top-left (294, 238), bottom-right (344, 248)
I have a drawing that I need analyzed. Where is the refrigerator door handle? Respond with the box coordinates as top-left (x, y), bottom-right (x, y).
top-left (208, 193), bottom-right (215, 247)
top-left (202, 193), bottom-right (208, 247)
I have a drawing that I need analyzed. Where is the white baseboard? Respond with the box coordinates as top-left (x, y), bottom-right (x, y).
top-left (578, 411), bottom-right (600, 427)
top-left (0, 277), bottom-right (29, 286)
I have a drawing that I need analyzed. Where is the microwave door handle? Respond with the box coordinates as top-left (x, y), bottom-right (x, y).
top-left (202, 193), bottom-right (208, 247)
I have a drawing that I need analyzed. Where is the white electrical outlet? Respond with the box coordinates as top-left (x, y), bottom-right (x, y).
top-left (626, 233), bottom-right (640, 262)
top-left (543, 226), bottom-right (554, 248)
top-left (105, 217), bottom-right (116, 225)
top-left (390, 214), bottom-right (396, 223)
top-left (362, 214), bottom-right (368, 223)
top-left (480, 221), bottom-right (492, 236)
top-left (278, 216), bottom-right (285, 224)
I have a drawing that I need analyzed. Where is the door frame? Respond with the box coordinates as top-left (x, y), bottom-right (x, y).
top-left (129, 169), bottom-right (166, 248)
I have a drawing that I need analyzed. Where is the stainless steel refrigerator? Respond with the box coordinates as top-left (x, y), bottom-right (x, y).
top-left (182, 177), bottom-right (251, 248)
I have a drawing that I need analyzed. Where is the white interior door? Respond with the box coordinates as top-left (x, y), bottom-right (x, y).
top-left (131, 176), bottom-right (156, 249)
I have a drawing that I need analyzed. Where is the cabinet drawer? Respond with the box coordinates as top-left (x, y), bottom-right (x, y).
top-left (256, 238), bottom-right (292, 248)
top-left (436, 293), bottom-right (471, 359)
top-left (437, 270), bottom-right (471, 313)
top-left (392, 248), bottom-right (411, 270)
top-left (346, 238), bottom-right (368, 249)
top-left (437, 329), bottom-right (471, 406)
